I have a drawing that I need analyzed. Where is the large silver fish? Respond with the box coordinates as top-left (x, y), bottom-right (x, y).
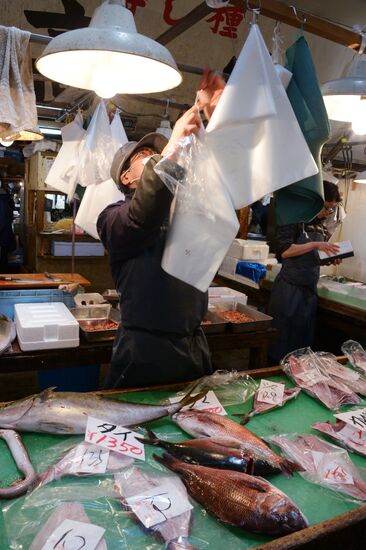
top-left (0, 429), bottom-right (36, 498)
top-left (0, 315), bottom-right (16, 355)
top-left (0, 386), bottom-right (203, 435)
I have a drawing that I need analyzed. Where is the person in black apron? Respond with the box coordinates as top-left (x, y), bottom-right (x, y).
top-left (268, 182), bottom-right (341, 363)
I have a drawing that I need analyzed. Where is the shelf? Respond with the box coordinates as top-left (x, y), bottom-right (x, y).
top-left (38, 254), bottom-right (107, 261)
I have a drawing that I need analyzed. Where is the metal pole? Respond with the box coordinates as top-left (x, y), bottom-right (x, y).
top-left (71, 199), bottom-right (76, 277)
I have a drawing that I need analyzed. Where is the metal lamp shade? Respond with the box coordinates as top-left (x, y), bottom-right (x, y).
top-left (36, 1), bottom-right (182, 97)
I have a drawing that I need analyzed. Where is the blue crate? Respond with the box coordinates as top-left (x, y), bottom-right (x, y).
top-left (0, 289), bottom-right (75, 319)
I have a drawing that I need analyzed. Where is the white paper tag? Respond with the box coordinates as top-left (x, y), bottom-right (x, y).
top-left (311, 451), bottom-right (353, 485)
top-left (329, 364), bottom-right (360, 381)
top-left (257, 379), bottom-right (285, 405)
top-left (335, 408), bottom-right (366, 430)
top-left (71, 443), bottom-right (109, 474)
top-left (297, 370), bottom-right (328, 387)
top-left (41, 519), bottom-right (105, 550)
top-left (169, 390), bottom-right (226, 415)
top-left (85, 417), bottom-right (145, 460)
top-left (126, 482), bottom-right (193, 528)
top-left (338, 424), bottom-right (366, 450)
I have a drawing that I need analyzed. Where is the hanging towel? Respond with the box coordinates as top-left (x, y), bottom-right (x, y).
top-left (45, 113), bottom-right (85, 202)
top-left (275, 37), bottom-right (331, 225)
top-left (0, 26), bottom-right (38, 139)
top-left (204, 24), bottom-right (318, 210)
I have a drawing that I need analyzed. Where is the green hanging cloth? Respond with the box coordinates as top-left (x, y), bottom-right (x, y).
top-left (274, 36), bottom-right (330, 225)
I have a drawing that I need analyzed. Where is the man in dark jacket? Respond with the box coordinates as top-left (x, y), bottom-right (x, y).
top-left (97, 106), bottom-right (212, 388)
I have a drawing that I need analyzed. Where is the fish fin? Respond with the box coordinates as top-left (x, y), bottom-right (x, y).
top-left (135, 429), bottom-right (160, 446)
top-left (169, 384), bottom-right (208, 414)
top-left (246, 457), bottom-right (255, 475)
top-left (38, 422), bottom-right (73, 434)
top-left (211, 437), bottom-right (243, 449)
top-left (232, 412), bottom-right (253, 425)
top-left (153, 452), bottom-right (179, 473)
top-left (280, 459), bottom-right (305, 478)
top-left (38, 387), bottom-right (57, 401)
top-left (239, 476), bottom-right (267, 493)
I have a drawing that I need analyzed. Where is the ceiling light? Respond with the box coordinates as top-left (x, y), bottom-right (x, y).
top-left (354, 170), bottom-right (366, 183)
top-left (2, 128), bottom-right (44, 142)
top-left (0, 139), bottom-right (14, 147)
top-left (39, 127), bottom-right (62, 135)
top-left (322, 55), bottom-right (366, 122)
top-left (36, 0), bottom-right (182, 98)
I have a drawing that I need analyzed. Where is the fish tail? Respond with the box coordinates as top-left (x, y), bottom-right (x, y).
top-left (135, 429), bottom-right (161, 446)
top-left (153, 452), bottom-right (181, 473)
top-left (169, 383), bottom-right (207, 413)
top-left (233, 411), bottom-right (254, 425)
top-left (281, 459), bottom-right (304, 477)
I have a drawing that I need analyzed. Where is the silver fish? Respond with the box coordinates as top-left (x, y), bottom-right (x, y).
top-left (0, 429), bottom-right (36, 498)
top-left (0, 386), bottom-right (203, 434)
top-left (0, 315), bottom-right (16, 355)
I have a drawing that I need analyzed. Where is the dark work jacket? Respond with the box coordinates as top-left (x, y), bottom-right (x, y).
top-left (97, 155), bottom-right (212, 388)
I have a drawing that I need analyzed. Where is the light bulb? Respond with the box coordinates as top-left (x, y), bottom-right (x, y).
top-left (351, 99), bottom-right (366, 135)
top-left (0, 138), bottom-right (14, 147)
top-left (92, 66), bottom-right (118, 99)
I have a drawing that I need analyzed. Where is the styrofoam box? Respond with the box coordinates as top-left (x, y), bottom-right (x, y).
top-left (14, 302), bottom-right (79, 351)
top-left (228, 239), bottom-right (269, 261)
top-left (208, 286), bottom-right (248, 305)
top-left (51, 241), bottom-right (105, 257)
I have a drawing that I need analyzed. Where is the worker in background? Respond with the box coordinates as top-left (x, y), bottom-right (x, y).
top-left (268, 181), bottom-right (342, 363)
top-left (97, 74), bottom-right (222, 388)
top-left (0, 180), bottom-right (16, 273)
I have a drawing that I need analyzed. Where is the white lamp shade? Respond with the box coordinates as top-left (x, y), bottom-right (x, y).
top-left (354, 170), bottom-right (366, 183)
top-left (36, 1), bottom-right (182, 97)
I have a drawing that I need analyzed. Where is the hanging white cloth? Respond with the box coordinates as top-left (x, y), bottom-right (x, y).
top-left (0, 26), bottom-right (38, 139)
top-left (205, 23), bottom-right (319, 209)
top-left (45, 113), bottom-right (85, 202)
top-left (75, 111), bottom-right (127, 239)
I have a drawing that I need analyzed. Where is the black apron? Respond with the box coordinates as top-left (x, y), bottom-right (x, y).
top-left (268, 224), bottom-right (324, 362)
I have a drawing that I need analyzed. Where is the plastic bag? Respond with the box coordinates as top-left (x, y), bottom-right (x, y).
top-left (235, 261), bottom-right (267, 283)
top-left (313, 351), bottom-right (366, 396)
top-left (267, 433), bottom-right (366, 503)
top-left (281, 347), bottom-right (360, 410)
top-left (312, 417), bottom-right (366, 458)
top-left (341, 340), bottom-right (366, 376)
top-left (168, 370), bottom-right (257, 407)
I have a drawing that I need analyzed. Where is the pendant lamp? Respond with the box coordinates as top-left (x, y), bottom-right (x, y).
top-left (0, 128), bottom-right (44, 144)
top-left (354, 170), bottom-right (366, 183)
top-left (322, 55), bottom-right (366, 133)
top-left (155, 119), bottom-right (173, 138)
top-left (36, 0), bottom-right (182, 99)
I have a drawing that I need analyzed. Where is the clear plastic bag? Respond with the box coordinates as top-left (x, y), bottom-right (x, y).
top-left (281, 347), bottom-right (360, 410)
top-left (314, 351), bottom-right (366, 396)
top-left (341, 340), bottom-right (366, 376)
top-left (267, 432), bottom-right (366, 503)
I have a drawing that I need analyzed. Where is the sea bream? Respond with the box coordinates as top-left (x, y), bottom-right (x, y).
top-left (173, 410), bottom-right (301, 477)
top-left (240, 386), bottom-right (301, 425)
top-left (154, 453), bottom-right (308, 535)
top-left (0, 386), bottom-right (203, 435)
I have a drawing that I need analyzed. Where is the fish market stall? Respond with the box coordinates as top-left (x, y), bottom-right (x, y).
top-left (0, 364), bottom-right (365, 549)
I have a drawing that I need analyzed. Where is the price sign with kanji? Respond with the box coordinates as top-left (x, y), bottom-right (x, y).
top-left (338, 423), bottom-right (366, 451)
top-left (257, 380), bottom-right (285, 405)
top-left (71, 443), bottom-right (110, 474)
top-left (41, 519), bottom-right (105, 550)
top-left (311, 451), bottom-right (353, 485)
top-left (126, 482), bottom-right (193, 528)
top-left (335, 408), bottom-right (366, 430)
top-left (85, 417), bottom-right (145, 461)
top-left (169, 390), bottom-right (226, 415)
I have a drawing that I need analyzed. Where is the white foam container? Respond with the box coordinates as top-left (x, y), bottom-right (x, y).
top-left (208, 286), bottom-right (248, 306)
top-left (14, 302), bottom-right (79, 351)
top-left (51, 241), bottom-right (105, 257)
top-left (228, 239), bottom-right (269, 261)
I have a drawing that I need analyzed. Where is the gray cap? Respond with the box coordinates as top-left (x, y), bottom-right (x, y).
top-left (110, 132), bottom-right (168, 185)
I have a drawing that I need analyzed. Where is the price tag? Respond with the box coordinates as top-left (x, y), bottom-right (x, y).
top-left (71, 443), bottom-right (109, 474)
top-left (335, 408), bottom-right (366, 430)
top-left (297, 370), bottom-right (328, 387)
top-left (126, 482), bottom-right (193, 528)
top-left (338, 423), bottom-right (366, 449)
top-left (41, 519), bottom-right (105, 550)
top-left (169, 390), bottom-right (226, 415)
top-left (85, 417), bottom-right (145, 461)
top-left (256, 380), bottom-right (285, 405)
top-left (311, 451), bottom-right (353, 485)
top-left (330, 365), bottom-right (360, 381)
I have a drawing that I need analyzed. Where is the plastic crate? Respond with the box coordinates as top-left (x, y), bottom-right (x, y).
top-left (0, 289), bottom-right (75, 319)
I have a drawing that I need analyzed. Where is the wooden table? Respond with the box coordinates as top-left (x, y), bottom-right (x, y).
top-left (0, 273), bottom-right (90, 290)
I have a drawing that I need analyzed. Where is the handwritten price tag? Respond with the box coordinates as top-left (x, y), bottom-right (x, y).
top-left (297, 370), bottom-right (328, 387)
top-left (71, 443), bottom-right (109, 474)
top-left (41, 519), bottom-right (105, 550)
top-left (257, 380), bottom-right (285, 405)
top-left (311, 451), bottom-right (353, 485)
top-left (169, 390), bottom-right (226, 415)
top-left (338, 424), bottom-right (366, 450)
top-left (85, 417), bottom-right (145, 461)
top-left (126, 482), bottom-right (193, 528)
top-left (335, 408), bottom-right (366, 430)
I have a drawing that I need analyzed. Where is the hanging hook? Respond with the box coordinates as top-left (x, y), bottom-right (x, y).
top-left (289, 5), bottom-right (307, 25)
top-left (246, 0), bottom-right (261, 25)
top-left (163, 99), bottom-right (170, 119)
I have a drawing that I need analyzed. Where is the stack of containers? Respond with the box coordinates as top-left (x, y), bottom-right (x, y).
top-left (219, 239), bottom-right (276, 286)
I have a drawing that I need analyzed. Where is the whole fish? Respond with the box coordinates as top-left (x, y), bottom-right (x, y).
top-left (0, 386), bottom-right (203, 435)
top-left (239, 386), bottom-right (301, 425)
top-left (115, 467), bottom-right (197, 549)
top-left (0, 315), bottom-right (16, 355)
top-left (154, 453), bottom-right (308, 535)
top-left (173, 410), bottom-right (301, 477)
top-left (312, 419), bottom-right (366, 458)
top-left (0, 429), bottom-right (36, 498)
top-left (139, 429), bottom-right (259, 473)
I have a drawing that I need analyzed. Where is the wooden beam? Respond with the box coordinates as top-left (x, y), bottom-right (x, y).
top-left (230, 0), bottom-right (361, 50)
top-left (156, 2), bottom-right (212, 45)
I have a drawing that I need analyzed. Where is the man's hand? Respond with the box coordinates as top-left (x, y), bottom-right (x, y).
top-left (196, 68), bottom-right (226, 120)
top-left (316, 242), bottom-right (340, 256)
top-left (162, 105), bottom-right (202, 156)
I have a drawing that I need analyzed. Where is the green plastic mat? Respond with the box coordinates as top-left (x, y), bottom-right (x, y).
top-left (317, 286), bottom-right (366, 311)
top-left (1, 375), bottom-right (365, 549)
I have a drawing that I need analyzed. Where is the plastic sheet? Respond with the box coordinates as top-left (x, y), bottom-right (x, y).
top-left (268, 433), bottom-right (366, 502)
top-left (313, 351), bottom-right (366, 396)
top-left (281, 347), bottom-right (360, 410)
top-left (342, 340), bottom-right (366, 376)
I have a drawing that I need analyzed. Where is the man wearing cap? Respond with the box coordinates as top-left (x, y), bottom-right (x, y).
top-left (97, 106), bottom-right (213, 388)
